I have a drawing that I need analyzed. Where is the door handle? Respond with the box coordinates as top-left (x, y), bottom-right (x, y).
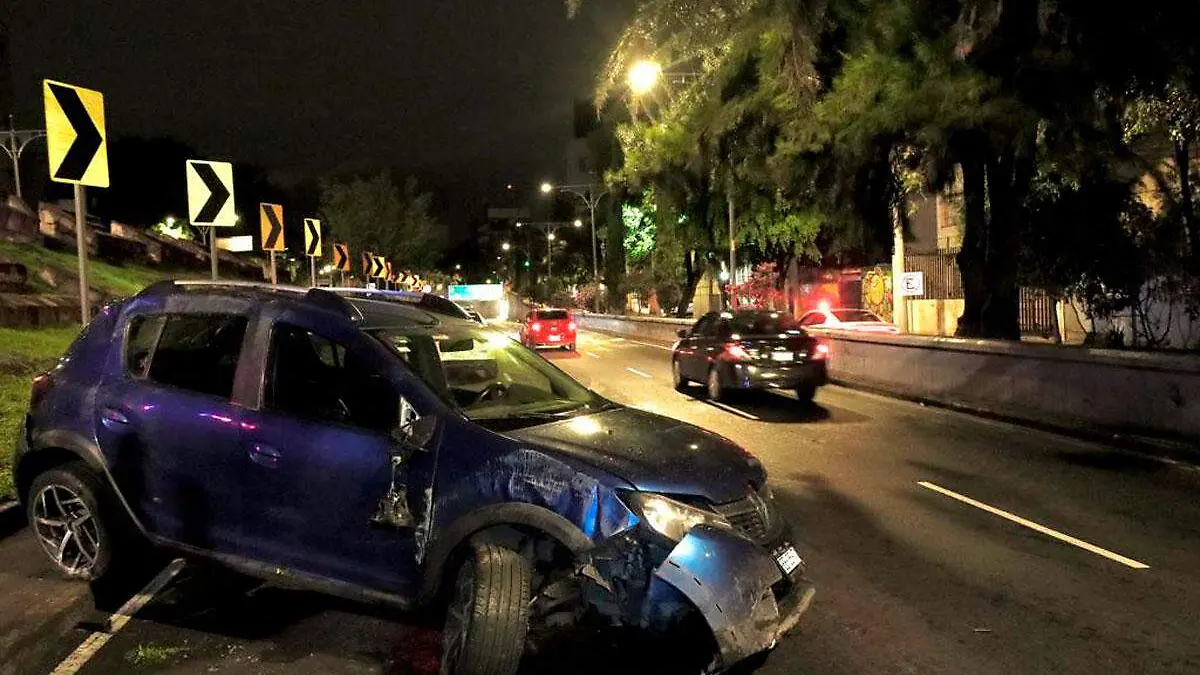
top-left (100, 406), bottom-right (130, 429)
top-left (249, 444), bottom-right (281, 469)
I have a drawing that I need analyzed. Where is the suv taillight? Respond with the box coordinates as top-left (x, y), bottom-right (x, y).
top-left (531, 321), bottom-right (542, 332)
top-left (30, 373), bottom-right (52, 409)
top-left (568, 321), bottom-right (577, 332)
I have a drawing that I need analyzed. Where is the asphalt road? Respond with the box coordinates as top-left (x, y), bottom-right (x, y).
top-left (3, 329), bottom-right (1200, 674)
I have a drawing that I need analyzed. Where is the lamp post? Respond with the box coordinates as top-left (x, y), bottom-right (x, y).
top-left (540, 181), bottom-right (608, 287)
top-left (523, 220), bottom-right (581, 284)
top-left (3, 116), bottom-right (46, 200)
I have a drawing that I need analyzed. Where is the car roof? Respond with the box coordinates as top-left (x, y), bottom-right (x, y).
top-left (327, 287), bottom-right (471, 318)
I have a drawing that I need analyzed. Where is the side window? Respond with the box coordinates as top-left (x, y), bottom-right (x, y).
top-left (125, 314), bottom-right (167, 377)
top-left (146, 314), bottom-right (248, 398)
top-left (692, 315), bottom-right (715, 337)
top-left (715, 319), bottom-right (733, 339)
top-left (267, 324), bottom-right (398, 433)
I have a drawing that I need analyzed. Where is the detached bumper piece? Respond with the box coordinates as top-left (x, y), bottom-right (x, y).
top-left (651, 526), bottom-right (815, 672)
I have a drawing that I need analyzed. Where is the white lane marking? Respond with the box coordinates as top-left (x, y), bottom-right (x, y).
top-left (624, 338), bottom-right (674, 351)
top-left (51, 559), bottom-right (187, 675)
top-left (585, 352), bottom-right (601, 359)
top-left (917, 482), bottom-right (1150, 570)
top-left (626, 367), bottom-right (653, 378)
top-left (706, 400), bottom-right (761, 421)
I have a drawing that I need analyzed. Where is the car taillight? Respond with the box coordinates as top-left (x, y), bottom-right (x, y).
top-left (722, 343), bottom-right (752, 362)
top-left (814, 343), bottom-right (831, 360)
top-left (30, 373), bottom-right (52, 409)
top-left (568, 321), bottom-right (577, 332)
top-left (531, 321), bottom-right (542, 332)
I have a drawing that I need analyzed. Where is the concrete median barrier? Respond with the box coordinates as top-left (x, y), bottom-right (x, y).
top-left (577, 313), bottom-right (1200, 447)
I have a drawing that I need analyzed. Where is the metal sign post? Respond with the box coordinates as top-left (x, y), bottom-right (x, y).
top-left (209, 227), bottom-right (218, 280)
top-left (44, 79), bottom-right (108, 325)
top-left (269, 251), bottom-right (277, 285)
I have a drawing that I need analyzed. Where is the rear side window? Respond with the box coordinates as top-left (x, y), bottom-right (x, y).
top-left (126, 315), bottom-right (167, 377)
top-left (537, 310), bottom-right (569, 321)
top-left (145, 314), bottom-right (248, 398)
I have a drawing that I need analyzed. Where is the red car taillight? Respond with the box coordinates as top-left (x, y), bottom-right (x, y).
top-left (531, 321), bottom-right (542, 333)
top-left (813, 342), bottom-right (831, 360)
top-left (30, 373), bottom-right (52, 409)
top-left (721, 343), bottom-right (752, 362)
top-left (568, 321), bottom-right (577, 332)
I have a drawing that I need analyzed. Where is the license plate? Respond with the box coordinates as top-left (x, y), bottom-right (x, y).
top-left (776, 546), bottom-right (802, 574)
top-left (770, 351), bottom-right (793, 362)
top-left (549, 335), bottom-right (562, 342)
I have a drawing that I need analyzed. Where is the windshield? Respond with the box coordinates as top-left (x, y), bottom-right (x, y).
top-left (370, 324), bottom-right (602, 428)
top-left (730, 312), bottom-right (800, 335)
top-left (832, 309), bottom-right (881, 322)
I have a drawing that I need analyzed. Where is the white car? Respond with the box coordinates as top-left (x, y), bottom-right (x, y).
top-left (798, 308), bottom-right (899, 333)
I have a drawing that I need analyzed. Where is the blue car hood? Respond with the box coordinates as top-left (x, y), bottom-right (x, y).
top-left (505, 406), bottom-right (764, 505)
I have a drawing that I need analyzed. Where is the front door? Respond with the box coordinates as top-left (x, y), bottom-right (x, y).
top-left (236, 316), bottom-right (430, 595)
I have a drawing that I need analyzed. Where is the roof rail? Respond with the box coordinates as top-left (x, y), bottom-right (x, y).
top-left (135, 280), bottom-right (358, 321)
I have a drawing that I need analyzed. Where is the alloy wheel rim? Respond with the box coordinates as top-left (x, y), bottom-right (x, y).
top-left (32, 484), bottom-right (101, 576)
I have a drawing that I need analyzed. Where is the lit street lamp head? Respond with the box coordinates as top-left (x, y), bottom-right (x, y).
top-left (502, 242), bottom-right (511, 251)
top-left (573, 219), bottom-right (583, 228)
top-left (540, 182), bottom-right (553, 194)
top-left (629, 60), bottom-right (663, 95)
top-left (548, 233), bottom-right (557, 241)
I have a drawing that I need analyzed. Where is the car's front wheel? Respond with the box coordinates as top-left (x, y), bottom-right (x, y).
top-left (441, 543), bottom-right (532, 675)
top-left (27, 464), bottom-right (115, 581)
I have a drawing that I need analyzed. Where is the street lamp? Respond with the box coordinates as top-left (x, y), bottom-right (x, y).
top-left (540, 181), bottom-right (608, 288)
top-left (502, 242), bottom-right (511, 251)
top-left (628, 60), bottom-right (663, 96)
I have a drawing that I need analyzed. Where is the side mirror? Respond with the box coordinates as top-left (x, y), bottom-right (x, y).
top-left (677, 329), bottom-right (689, 338)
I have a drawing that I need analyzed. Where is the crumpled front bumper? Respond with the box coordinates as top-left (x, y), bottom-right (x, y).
top-left (650, 526), bottom-right (815, 671)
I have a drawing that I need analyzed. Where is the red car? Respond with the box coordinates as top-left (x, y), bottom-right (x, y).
top-left (521, 308), bottom-right (577, 350)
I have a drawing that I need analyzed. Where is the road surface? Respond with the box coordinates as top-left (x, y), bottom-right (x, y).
top-left (2, 329), bottom-right (1199, 675)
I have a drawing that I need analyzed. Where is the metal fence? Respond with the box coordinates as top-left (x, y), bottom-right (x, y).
top-left (903, 249), bottom-right (1057, 337)
top-left (905, 251), bottom-right (963, 300)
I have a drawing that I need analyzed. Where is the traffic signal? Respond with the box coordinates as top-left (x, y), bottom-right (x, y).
top-left (523, 259), bottom-right (531, 269)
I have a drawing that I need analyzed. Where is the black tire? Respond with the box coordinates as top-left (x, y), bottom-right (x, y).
top-left (671, 358), bottom-right (689, 392)
top-left (27, 464), bottom-right (116, 581)
top-left (441, 543), bottom-right (532, 675)
top-left (795, 383), bottom-right (817, 403)
top-left (706, 367), bottom-right (726, 402)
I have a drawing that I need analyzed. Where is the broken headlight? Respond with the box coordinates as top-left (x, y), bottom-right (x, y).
top-left (624, 492), bottom-right (732, 542)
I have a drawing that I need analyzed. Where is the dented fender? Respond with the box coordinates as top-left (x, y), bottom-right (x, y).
top-left (650, 526), bottom-right (815, 671)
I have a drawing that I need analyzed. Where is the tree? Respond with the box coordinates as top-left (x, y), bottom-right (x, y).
top-left (318, 172), bottom-right (446, 272)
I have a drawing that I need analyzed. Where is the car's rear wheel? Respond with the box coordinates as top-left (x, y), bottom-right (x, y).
top-left (28, 464), bottom-right (115, 581)
top-left (706, 367), bottom-right (726, 402)
top-left (441, 543), bottom-right (532, 675)
top-left (672, 359), bottom-right (689, 391)
top-left (796, 383), bottom-right (817, 403)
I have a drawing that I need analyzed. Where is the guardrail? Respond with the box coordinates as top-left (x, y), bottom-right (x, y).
top-left (576, 313), bottom-right (1200, 446)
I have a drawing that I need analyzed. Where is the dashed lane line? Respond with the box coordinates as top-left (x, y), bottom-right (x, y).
top-left (917, 481), bottom-right (1150, 570)
top-left (51, 559), bottom-right (187, 675)
top-left (626, 367), bottom-right (653, 379)
top-left (705, 400), bottom-right (762, 421)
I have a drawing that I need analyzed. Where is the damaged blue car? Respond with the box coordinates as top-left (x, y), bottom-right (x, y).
top-left (13, 281), bottom-right (815, 674)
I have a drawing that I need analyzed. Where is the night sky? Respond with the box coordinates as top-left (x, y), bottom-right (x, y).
top-left (3, 1), bottom-right (633, 225)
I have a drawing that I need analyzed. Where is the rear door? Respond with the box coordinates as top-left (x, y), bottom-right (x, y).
top-left (679, 313), bottom-right (717, 380)
top-left (96, 308), bottom-right (253, 553)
